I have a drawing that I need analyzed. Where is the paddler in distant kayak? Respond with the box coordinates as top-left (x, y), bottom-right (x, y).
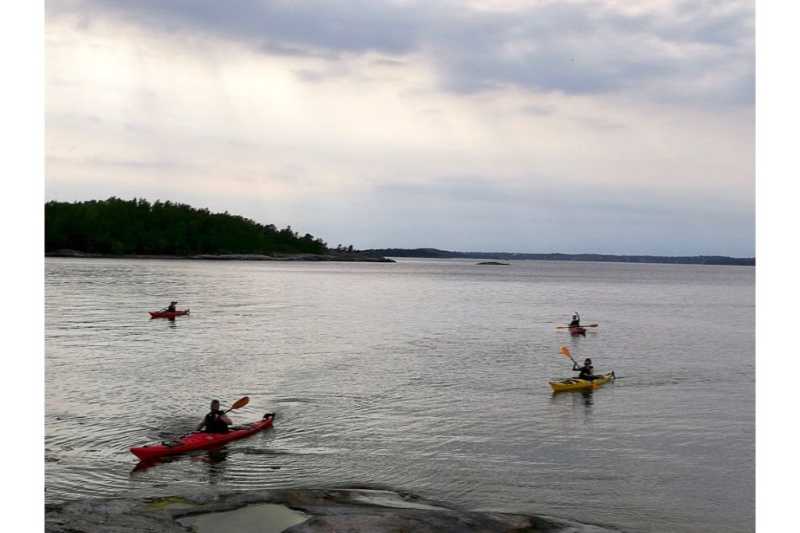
top-left (166, 301), bottom-right (178, 312)
top-left (197, 400), bottom-right (232, 433)
top-left (569, 312), bottom-right (581, 328)
top-left (572, 357), bottom-right (597, 381)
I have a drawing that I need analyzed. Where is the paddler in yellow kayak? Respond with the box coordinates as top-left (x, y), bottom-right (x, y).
top-left (196, 400), bottom-right (232, 433)
top-left (572, 357), bottom-right (598, 381)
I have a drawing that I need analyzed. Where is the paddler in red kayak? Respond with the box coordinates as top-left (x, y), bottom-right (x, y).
top-left (166, 301), bottom-right (178, 312)
top-left (572, 357), bottom-right (597, 381)
top-left (197, 400), bottom-right (232, 433)
top-left (569, 312), bottom-right (581, 327)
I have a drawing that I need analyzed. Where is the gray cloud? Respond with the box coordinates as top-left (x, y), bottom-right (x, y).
top-left (371, 176), bottom-right (751, 218)
top-left (45, 1), bottom-right (754, 256)
top-left (47, 0), bottom-right (753, 105)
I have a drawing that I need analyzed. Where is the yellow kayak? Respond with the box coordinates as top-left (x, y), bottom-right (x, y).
top-left (549, 371), bottom-right (615, 393)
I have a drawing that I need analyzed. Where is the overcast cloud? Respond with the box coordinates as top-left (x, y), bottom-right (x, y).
top-left (45, 0), bottom-right (754, 255)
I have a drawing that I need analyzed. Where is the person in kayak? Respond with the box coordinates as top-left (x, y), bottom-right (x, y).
top-left (569, 312), bottom-right (581, 327)
top-left (166, 301), bottom-right (178, 312)
top-left (197, 400), bottom-right (232, 433)
top-left (572, 358), bottom-right (597, 380)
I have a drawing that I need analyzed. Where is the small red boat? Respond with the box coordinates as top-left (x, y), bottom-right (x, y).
top-left (130, 413), bottom-right (275, 461)
top-left (569, 326), bottom-right (586, 335)
top-left (149, 309), bottom-right (190, 319)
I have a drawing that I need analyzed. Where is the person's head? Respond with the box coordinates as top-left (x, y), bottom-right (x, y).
top-left (584, 358), bottom-right (592, 365)
top-left (171, 301), bottom-right (178, 305)
top-left (210, 399), bottom-right (220, 411)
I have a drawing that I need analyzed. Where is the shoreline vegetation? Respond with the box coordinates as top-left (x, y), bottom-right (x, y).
top-left (45, 198), bottom-right (393, 263)
top-left (45, 198), bottom-right (754, 266)
top-left (46, 249), bottom-right (395, 262)
top-left (366, 248), bottom-right (755, 266)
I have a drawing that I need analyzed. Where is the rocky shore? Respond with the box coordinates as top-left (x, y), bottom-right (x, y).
top-left (45, 487), bottom-right (615, 532)
top-left (45, 250), bottom-right (395, 263)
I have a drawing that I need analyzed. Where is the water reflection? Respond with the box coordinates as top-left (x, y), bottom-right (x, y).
top-left (200, 448), bottom-right (229, 485)
top-left (131, 460), bottom-right (157, 474)
top-left (130, 447), bottom-right (230, 477)
top-left (550, 389), bottom-right (595, 408)
top-left (580, 390), bottom-right (594, 406)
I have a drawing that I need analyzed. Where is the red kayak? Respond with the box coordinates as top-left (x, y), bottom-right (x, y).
top-left (149, 309), bottom-right (190, 319)
top-left (130, 413), bottom-right (274, 461)
top-left (569, 326), bottom-right (586, 335)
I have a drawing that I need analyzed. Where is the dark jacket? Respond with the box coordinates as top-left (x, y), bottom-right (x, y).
top-left (200, 410), bottom-right (230, 433)
top-left (573, 362), bottom-right (594, 380)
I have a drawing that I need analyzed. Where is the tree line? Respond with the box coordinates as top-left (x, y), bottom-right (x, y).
top-left (45, 198), bottom-right (328, 256)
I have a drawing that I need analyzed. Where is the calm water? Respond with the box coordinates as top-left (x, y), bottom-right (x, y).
top-left (45, 258), bottom-right (754, 532)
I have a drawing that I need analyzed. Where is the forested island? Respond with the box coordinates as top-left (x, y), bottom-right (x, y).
top-left (364, 248), bottom-right (755, 266)
top-left (45, 199), bottom-right (753, 266)
top-left (45, 198), bottom-right (391, 261)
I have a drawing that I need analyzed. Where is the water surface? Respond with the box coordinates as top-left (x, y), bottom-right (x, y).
top-left (45, 257), bottom-right (754, 532)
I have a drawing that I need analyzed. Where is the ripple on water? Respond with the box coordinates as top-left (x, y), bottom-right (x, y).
top-left (46, 258), bottom-right (754, 533)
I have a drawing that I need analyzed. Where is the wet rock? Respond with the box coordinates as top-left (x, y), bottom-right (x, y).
top-left (45, 487), bottom-right (607, 532)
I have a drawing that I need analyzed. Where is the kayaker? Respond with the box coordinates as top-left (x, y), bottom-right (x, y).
top-left (166, 301), bottom-right (178, 312)
top-left (569, 312), bottom-right (581, 327)
top-left (572, 358), bottom-right (596, 380)
top-left (197, 400), bottom-right (232, 433)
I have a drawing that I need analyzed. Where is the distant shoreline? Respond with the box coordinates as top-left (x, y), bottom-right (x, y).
top-left (44, 249), bottom-right (755, 267)
top-left (365, 248), bottom-right (755, 266)
top-left (45, 249), bottom-right (395, 263)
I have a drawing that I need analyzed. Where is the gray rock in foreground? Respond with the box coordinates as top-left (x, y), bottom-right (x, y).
top-left (46, 487), bottom-right (618, 532)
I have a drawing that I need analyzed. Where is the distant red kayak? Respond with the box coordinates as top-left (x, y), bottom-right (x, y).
top-left (149, 309), bottom-right (190, 319)
top-left (569, 326), bottom-right (586, 335)
top-left (130, 413), bottom-right (275, 461)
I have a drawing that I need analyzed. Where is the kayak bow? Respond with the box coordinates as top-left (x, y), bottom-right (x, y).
top-left (130, 413), bottom-right (274, 461)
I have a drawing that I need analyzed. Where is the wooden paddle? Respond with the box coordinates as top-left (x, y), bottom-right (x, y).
top-left (556, 323), bottom-right (599, 329)
top-left (225, 396), bottom-right (249, 413)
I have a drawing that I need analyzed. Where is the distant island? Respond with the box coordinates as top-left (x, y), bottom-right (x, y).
top-left (45, 199), bottom-right (753, 267)
top-left (364, 248), bottom-right (755, 266)
top-left (45, 198), bottom-right (392, 262)
top-left (477, 261), bottom-right (510, 266)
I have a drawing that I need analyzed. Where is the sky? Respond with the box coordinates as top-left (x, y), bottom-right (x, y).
top-left (45, 0), bottom-right (754, 256)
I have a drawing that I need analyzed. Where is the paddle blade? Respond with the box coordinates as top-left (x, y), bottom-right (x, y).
top-left (229, 396), bottom-right (250, 411)
top-left (559, 346), bottom-right (576, 363)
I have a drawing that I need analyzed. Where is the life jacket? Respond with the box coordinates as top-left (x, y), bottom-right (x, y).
top-left (203, 410), bottom-right (229, 433)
